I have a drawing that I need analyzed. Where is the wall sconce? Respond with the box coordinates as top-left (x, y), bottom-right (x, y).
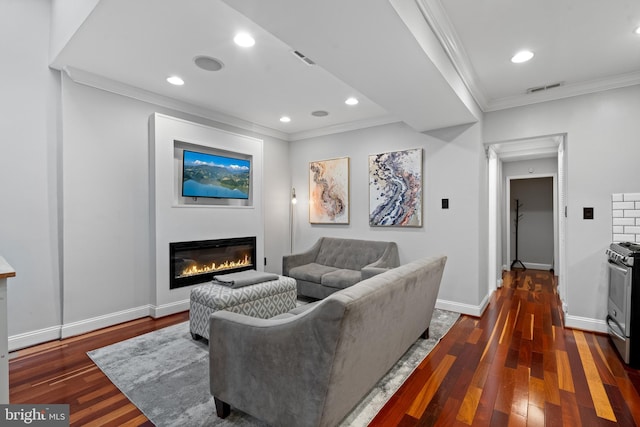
top-left (291, 188), bottom-right (297, 205)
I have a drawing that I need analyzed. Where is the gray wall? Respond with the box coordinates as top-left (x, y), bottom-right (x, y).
top-left (485, 85), bottom-right (640, 330)
top-left (0, 0), bottom-right (62, 344)
top-left (289, 121), bottom-right (489, 312)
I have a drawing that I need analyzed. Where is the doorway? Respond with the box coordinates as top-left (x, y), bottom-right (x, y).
top-left (486, 134), bottom-right (567, 311)
top-left (506, 175), bottom-right (556, 271)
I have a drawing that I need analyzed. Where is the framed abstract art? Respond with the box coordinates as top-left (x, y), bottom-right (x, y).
top-left (309, 157), bottom-right (349, 224)
top-left (369, 148), bottom-right (422, 227)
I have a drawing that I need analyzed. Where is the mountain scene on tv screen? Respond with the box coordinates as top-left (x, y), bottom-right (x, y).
top-left (183, 154), bottom-right (249, 199)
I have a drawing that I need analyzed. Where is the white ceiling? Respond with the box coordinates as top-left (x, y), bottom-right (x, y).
top-left (51, 0), bottom-right (640, 141)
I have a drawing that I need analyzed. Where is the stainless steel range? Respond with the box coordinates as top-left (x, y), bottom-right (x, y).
top-left (606, 241), bottom-right (640, 367)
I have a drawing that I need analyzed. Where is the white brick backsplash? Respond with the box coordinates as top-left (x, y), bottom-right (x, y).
top-left (614, 234), bottom-right (636, 242)
top-left (612, 193), bottom-right (640, 243)
top-left (613, 201), bottom-right (635, 210)
top-left (614, 218), bottom-right (636, 226)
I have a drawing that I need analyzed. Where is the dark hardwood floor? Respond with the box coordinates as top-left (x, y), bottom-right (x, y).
top-left (9, 269), bottom-right (640, 426)
top-left (370, 269), bottom-right (640, 426)
top-left (9, 312), bottom-right (189, 426)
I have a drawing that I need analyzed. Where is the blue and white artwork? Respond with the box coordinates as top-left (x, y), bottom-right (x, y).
top-left (369, 148), bottom-right (422, 227)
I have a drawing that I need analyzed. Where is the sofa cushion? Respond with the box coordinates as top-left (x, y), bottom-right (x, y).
top-left (321, 269), bottom-right (362, 289)
top-left (289, 262), bottom-right (338, 283)
top-left (315, 238), bottom-right (391, 270)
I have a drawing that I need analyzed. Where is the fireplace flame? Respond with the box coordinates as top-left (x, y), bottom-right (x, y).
top-left (178, 254), bottom-right (251, 278)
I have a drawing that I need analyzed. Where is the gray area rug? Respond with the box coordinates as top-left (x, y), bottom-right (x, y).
top-left (88, 309), bottom-right (459, 427)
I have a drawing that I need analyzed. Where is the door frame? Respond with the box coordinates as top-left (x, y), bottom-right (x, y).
top-left (486, 133), bottom-right (567, 309)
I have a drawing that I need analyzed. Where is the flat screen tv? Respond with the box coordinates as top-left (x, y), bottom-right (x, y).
top-left (182, 149), bottom-right (250, 200)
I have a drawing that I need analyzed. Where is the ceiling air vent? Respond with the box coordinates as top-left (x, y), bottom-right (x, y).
top-left (291, 50), bottom-right (316, 66)
top-left (526, 82), bottom-right (563, 94)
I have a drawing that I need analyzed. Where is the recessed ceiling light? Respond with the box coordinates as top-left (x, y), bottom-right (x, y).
top-left (311, 110), bottom-right (329, 117)
top-left (635, 26), bottom-right (640, 35)
top-left (345, 97), bottom-right (359, 106)
top-left (280, 116), bottom-right (291, 123)
top-left (166, 76), bottom-right (184, 86)
top-left (511, 50), bottom-right (534, 63)
top-left (194, 56), bottom-right (224, 71)
top-left (234, 33), bottom-right (255, 47)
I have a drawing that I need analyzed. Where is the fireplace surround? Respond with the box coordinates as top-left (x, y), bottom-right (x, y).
top-left (169, 237), bottom-right (256, 289)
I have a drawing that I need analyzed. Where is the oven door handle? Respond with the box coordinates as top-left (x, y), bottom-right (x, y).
top-left (608, 260), bottom-right (630, 275)
top-left (607, 315), bottom-right (627, 341)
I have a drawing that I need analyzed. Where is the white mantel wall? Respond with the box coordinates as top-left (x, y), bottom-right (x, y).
top-left (58, 77), bottom-right (285, 338)
top-left (149, 114), bottom-right (264, 314)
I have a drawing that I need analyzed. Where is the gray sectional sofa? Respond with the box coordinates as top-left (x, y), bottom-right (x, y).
top-left (282, 237), bottom-right (400, 299)
top-left (209, 255), bottom-right (447, 427)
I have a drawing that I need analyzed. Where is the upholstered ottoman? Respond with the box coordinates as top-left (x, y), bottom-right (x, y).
top-left (189, 275), bottom-right (297, 340)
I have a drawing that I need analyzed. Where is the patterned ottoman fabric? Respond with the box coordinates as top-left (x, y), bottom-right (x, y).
top-left (189, 276), bottom-right (297, 340)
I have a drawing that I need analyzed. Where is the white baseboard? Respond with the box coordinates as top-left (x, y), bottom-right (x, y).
top-left (436, 294), bottom-right (489, 317)
top-left (150, 299), bottom-right (190, 318)
top-left (9, 301), bottom-right (192, 351)
top-left (564, 314), bottom-right (608, 333)
top-left (511, 262), bottom-right (552, 271)
top-left (61, 305), bottom-right (154, 339)
top-left (9, 325), bottom-right (62, 352)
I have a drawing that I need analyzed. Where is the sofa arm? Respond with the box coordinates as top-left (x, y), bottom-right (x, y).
top-left (282, 238), bottom-right (323, 275)
top-left (361, 266), bottom-right (391, 280)
top-left (364, 242), bottom-right (400, 270)
top-left (209, 299), bottom-right (346, 426)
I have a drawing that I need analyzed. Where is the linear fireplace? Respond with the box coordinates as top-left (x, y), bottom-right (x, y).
top-left (169, 236), bottom-right (256, 289)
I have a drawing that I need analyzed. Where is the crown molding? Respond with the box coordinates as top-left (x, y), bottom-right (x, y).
top-left (414, 0), bottom-right (640, 114)
top-left (415, 0), bottom-right (489, 111)
top-left (61, 67), bottom-right (401, 142)
top-left (61, 66), bottom-right (290, 141)
top-left (486, 71), bottom-right (640, 112)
